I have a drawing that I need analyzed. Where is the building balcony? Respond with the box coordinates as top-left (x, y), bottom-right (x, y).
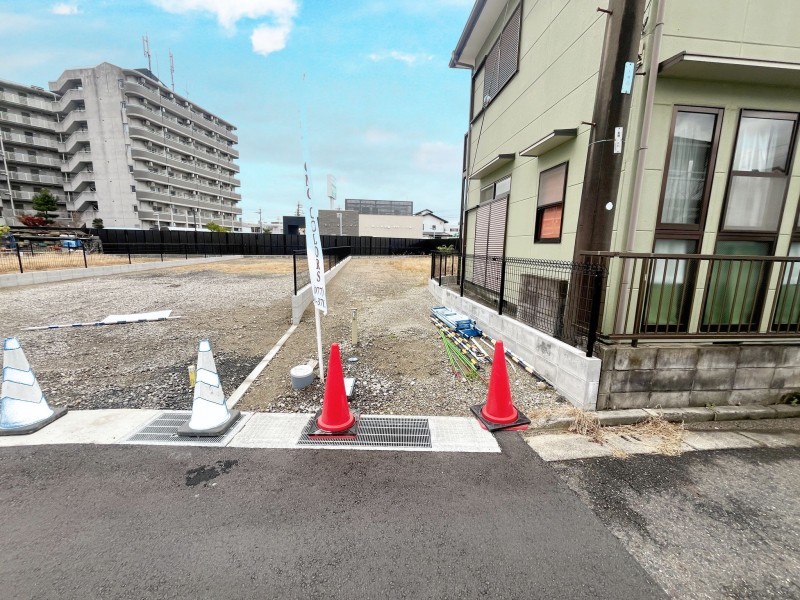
top-left (0, 111), bottom-right (58, 132)
top-left (2, 131), bottom-right (59, 150)
top-left (128, 104), bottom-right (239, 157)
top-left (135, 189), bottom-right (242, 215)
top-left (4, 151), bottom-right (61, 168)
top-left (0, 170), bottom-right (63, 185)
top-left (0, 90), bottom-right (56, 112)
top-left (55, 109), bottom-right (88, 134)
top-left (58, 129), bottom-right (89, 154)
top-left (61, 150), bottom-right (93, 173)
top-left (67, 190), bottom-right (97, 212)
top-left (62, 170), bottom-right (95, 193)
top-left (123, 81), bottom-right (238, 144)
top-left (49, 75), bottom-right (83, 96)
top-left (6, 190), bottom-right (66, 202)
top-left (54, 87), bottom-right (85, 113)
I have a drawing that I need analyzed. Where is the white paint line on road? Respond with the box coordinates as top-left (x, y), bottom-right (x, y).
top-left (0, 409), bottom-right (159, 446)
top-left (227, 323), bottom-right (298, 409)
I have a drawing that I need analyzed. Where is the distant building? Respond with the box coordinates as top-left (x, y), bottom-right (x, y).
top-left (415, 209), bottom-right (450, 238)
top-left (1, 62), bottom-right (241, 230)
top-left (0, 79), bottom-right (65, 223)
top-left (345, 198), bottom-right (413, 216)
top-left (318, 209), bottom-right (359, 236)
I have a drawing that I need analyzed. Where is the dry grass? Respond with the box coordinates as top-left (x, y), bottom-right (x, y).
top-left (528, 404), bottom-right (685, 457)
top-left (384, 256), bottom-right (431, 276)
top-left (168, 257), bottom-right (293, 275)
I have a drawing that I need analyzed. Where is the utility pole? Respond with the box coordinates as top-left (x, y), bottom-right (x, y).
top-left (257, 208), bottom-right (263, 232)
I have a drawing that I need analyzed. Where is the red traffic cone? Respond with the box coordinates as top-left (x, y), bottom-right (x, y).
top-left (315, 343), bottom-right (357, 433)
top-left (470, 340), bottom-right (530, 431)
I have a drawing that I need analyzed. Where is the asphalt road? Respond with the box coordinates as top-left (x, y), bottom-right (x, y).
top-left (552, 447), bottom-right (800, 599)
top-left (0, 434), bottom-right (663, 599)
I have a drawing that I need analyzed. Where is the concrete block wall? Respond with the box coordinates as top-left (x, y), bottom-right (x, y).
top-left (596, 344), bottom-right (800, 410)
top-left (292, 257), bottom-right (352, 324)
top-left (429, 280), bottom-right (601, 410)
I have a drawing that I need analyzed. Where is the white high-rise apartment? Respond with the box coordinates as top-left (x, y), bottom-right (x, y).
top-left (0, 62), bottom-right (241, 230)
top-left (0, 79), bottom-right (66, 222)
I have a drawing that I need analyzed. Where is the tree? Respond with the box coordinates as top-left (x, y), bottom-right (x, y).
top-left (32, 189), bottom-right (59, 224)
top-left (205, 221), bottom-right (230, 232)
top-left (92, 218), bottom-right (104, 230)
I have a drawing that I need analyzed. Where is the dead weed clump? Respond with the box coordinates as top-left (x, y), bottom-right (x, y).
top-left (607, 414), bottom-right (685, 456)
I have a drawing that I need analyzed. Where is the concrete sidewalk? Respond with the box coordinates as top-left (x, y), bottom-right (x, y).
top-left (0, 434), bottom-right (664, 599)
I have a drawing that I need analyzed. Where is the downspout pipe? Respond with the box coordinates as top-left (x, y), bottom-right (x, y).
top-left (614, 0), bottom-right (667, 334)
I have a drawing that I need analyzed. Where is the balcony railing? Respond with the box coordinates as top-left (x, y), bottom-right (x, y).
top-left (0, 171), bottom-right (63, 185)
top-left (584, 251), bottom-right (800, 342)
top-left (0, 91), bottom-right (56, 112)
top-left (0, 111), bottom-right (57, 130)
top-left (4, 152), bottom-right (61, 167)
top-left (2, 131), bottom-right (59, 150)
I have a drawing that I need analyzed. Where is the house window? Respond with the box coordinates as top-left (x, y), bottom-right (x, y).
top-left (535, 163), bottom-right (567, 243)
top-left (721, 110), bottom-right (798, 233)
top-left (471, 176), bottom-right (510, 291)
top-left (658, 107), bottom-right (723, 230)
top-left (471, 4), bottom-right (521, 118)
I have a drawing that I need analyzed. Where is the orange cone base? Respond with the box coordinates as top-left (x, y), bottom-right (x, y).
top-left (308, 409), bottom-right (360, 439)
top-left (470, 404), bottom-right (530, 432)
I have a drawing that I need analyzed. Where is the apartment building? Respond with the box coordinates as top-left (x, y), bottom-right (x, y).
top-left (1, 62), bottom-right (241, 230)
top-left (0, 80), bottom-right (65, 222)
top-left (448, 0), bottom-right (800, 409)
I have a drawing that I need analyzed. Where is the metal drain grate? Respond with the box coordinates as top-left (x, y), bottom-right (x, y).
top-left (297, 416), bottom-right (432, 448)
top-left (123, 411), bottom-right (247, 446)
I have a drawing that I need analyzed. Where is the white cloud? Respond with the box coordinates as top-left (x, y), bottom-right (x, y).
top-left (368, 50), bottom-right (434, 65)
top-left (251, 18), bottom-right (293, 56)
top-left (51, 3), bottom-right (79, 15)
top-left (149, 0), bottom-right (297, 55)
top-left (149, 0), bottom-right (297, 29)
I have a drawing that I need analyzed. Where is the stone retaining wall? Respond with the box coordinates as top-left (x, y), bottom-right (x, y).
top-left (596, 344), bottom-right (800, 410)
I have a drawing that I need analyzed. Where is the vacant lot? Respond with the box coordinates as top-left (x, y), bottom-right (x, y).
top-left (1, 256), bottom-right (559, 415)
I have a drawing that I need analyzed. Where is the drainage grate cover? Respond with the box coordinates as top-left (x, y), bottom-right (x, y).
top-left (123, 411), bottom-right (249, 447)
top-left (297, 415), bottom-right (432, 448)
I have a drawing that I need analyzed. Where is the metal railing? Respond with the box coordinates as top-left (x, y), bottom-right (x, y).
top-left (293, 246), bottom-right (352, 295)
top-left (432, 252), bottom-right (606, 357)
top-left (584, 251), bottom-right (800, 342)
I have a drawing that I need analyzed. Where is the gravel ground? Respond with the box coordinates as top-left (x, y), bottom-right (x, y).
top-left (0, 258), bottom-right (293, 410)
top-left (239, 256), bottom-right (560, 416)
top-left (1, 255), bottom-right (559, 416)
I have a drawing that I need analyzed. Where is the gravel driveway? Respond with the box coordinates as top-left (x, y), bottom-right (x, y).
top-left (239, 256), bottom-right (559, 416)
top-left (1, 255), bottom-right (559, 416)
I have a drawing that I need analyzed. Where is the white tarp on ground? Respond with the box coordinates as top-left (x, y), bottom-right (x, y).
top-left (101, 310), bottom-right (172, 324)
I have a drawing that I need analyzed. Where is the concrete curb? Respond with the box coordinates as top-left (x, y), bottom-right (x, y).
top-left (0, 255), bottom-right (244, 288)
top-left (528, 403), bottom-right (800, 431)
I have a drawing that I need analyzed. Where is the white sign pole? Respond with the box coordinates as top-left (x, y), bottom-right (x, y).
top-left (300, 89), bottom-right (328, 382)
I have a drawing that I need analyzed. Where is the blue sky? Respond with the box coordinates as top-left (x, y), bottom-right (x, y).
top-left (0, 0), bottom-right (473, 225)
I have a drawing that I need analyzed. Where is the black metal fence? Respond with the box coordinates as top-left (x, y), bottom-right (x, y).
top-left (432, 252), bottom-right (606, 357)
top-left (293, 246), bottom-right (352, 294)
top-left (584, 251), bottom-right (800, 341)
top-left (98, 229), bottom-right (453, 257)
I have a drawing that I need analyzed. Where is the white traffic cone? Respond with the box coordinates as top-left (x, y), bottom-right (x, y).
top-left (1, 337), bottom-right (67, 435)
top-left (178, 340), bottom-right (240, 437)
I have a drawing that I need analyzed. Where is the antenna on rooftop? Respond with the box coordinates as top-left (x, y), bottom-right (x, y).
top-left (169, 50), bottom-right (175, 92)
top-left (142, 34), bottom-right (152, 72)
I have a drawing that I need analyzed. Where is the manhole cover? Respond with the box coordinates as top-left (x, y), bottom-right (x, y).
top-left (123, 411), bottom-right (249, 446)
top-left (297, 415), bottom-right (432, 448)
